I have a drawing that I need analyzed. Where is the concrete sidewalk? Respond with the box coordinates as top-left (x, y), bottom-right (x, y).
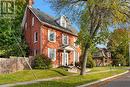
top-left (77, 70), bottom-right (129, 87)
top-left (0, 69), bottom-right (118, 87)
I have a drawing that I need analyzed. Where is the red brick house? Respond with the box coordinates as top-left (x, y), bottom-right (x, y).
top-left (93, 48), bottom-right (112, 66)
top-left (21, 0), bottom-right (81, 67)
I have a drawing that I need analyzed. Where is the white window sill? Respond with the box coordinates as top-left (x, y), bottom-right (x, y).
top-left (48, 40), bottom-right (56, 43)
top-left (51, 58), bottom-right (56, 61)
top-left (62, 43), bottom-right (69, 45)
top-left (34, 41), bottom-right (38, 43)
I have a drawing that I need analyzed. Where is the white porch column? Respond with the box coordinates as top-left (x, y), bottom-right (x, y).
top-left (73, 51), bottom-right (75, 66)
top-left (63, 49), bottom-right (66, 66)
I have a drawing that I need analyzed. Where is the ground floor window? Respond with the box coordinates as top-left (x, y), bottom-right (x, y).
top-left (74, 51), bottom-right (79, 63)
top-left (48, 48), bottom-right (56, 61)
top-left (34, 49), bottom-right (38, 56)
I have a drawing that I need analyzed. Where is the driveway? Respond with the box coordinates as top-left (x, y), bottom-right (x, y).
top-left (89, 70), bottom-right (130, 87)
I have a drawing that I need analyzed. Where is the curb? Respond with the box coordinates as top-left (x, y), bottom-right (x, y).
top-left (77, 70), bottom-right (129, 87)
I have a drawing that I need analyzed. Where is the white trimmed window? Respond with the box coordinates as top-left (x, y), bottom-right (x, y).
top-left (32, 17), bottom-right (34, 26)
top-left (34, 32), bottom-right (38, 43)
top-left (74, 37), bottom-right (78, 47)
top-left (48, 30), bottom-right (56, 42)
top-left (62, 34), bottom-right (69, 45)
top-left (48, 48), bottom-right (56, 61)
top-left (25, 22), bottom-right (27, 30)
top-left (60, 16), bottom-right (67, 28)
top-left (75, 52), bottom-right (79, 62)
top-left (34, 49), bottom-right (38, 56)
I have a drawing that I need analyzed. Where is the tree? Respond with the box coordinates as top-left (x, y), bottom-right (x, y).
top-left (0, 0), bottom-right (28, 57)
top-left (107, 29), bottom-right (129, 66)
top-left (49, 0), bottom-right (130, 75)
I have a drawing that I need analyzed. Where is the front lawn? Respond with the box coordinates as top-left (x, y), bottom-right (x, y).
top-left (0, 68), bottom-right (72, 84)
top-left (14, 69), bottom-right (126, 87)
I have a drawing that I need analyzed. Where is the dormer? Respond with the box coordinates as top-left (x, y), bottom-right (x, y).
top-left (59, 16), bottom-right (71, 29)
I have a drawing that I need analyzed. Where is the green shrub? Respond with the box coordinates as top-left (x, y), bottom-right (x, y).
top-left (112, 54), bottom-right (126, 66)
top-left (86, 53), bottom-right (96, 68)
top-left (33, 54), bottom-right (52, 69)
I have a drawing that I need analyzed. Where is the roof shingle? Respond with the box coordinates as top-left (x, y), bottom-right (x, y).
top-left (29, 7), bottom-right (78, 36)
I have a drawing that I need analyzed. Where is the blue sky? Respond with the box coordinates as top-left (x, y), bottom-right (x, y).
top-left (33, 0), bottom-right (56, 17)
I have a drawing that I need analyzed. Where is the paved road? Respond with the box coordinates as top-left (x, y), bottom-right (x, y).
top-left (89, 71), bottom-right (130, 87)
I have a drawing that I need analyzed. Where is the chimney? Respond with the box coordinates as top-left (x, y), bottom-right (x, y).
top-left (29, 0), bottom-right (34, 7)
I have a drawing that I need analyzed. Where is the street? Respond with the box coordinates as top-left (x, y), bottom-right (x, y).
top-left (89, 70), bottom-right (130, 87)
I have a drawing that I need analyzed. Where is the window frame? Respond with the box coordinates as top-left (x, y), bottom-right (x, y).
top-left (32, 17), bottom-right (34, 26)
top-left (62, 34), bottom-right (69, 45)
top-left (74, 37), bottom-right (79, 47)
top-left (60, 17), bottom-right (67, 28)
top-left (34, 49), bottom-right (38, 56)
top-left (25, 22), bottom-right (27, 31)
top-left (34, 32), bottom-right (38, 43)
top-left (48, 48), bottom-right (56, 61)
top-left (48, 30), bottom-right (56, 42)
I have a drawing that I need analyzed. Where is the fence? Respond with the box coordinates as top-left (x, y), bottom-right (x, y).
top-left (0, 56), bottom-right (34, 74)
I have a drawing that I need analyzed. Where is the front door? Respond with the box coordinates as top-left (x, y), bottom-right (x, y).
top-left (62, 52), bottom-right (68, 66)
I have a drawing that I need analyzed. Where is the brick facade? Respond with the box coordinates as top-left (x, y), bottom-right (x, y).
top-left (23, 7), bottom-right (81, 67)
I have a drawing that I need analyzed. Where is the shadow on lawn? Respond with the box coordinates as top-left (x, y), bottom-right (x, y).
top-left (51, 70), bottom-right (67, 76)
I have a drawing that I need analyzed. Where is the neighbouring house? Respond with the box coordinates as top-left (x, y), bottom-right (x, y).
top-left (93, 48), bottom-right (112, 66)
top-left (21, 0), bottom-right (81, 67)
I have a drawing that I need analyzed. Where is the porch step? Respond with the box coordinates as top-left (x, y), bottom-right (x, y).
top-left (67, 66), bottom-right (80, 73)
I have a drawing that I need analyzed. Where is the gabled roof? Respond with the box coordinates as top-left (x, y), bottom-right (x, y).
top-left (28, 7), bottom-right (78, 36)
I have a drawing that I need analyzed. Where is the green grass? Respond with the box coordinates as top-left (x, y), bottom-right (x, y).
top-left (14, 69), bottom-right (126, 87)
top-left (0, 68), bottom-right (72, 84)
top-left (90, 67), bottom-right (112, 72)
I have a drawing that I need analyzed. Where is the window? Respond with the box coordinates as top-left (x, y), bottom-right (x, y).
top-left (48, 30), bottom-right (56, 42)
top-left (62, 22), bottom-right (66, 28)
top-left (25, 22), bottom-right (27, 30)
top-left (34, 32), bottom-right (38, 43)
top-left (34, 49), bottom-right (38, 56)
top-left (74, 37), bottom-right (78, 47)
top-left (48, 48), bottom-right (56, 61)
top-left (60, 17), bottom-right (67, 28)
top-left (74, 51), bottom-right (79, 63)
top-left (32, 17), bottom-right (34, 26)
top-left (62, 34), bottom-right (69, 45)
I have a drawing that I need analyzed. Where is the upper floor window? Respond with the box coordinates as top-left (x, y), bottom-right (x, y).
top-left (48, 30), bottom-right (56, 42)
top-left (74, 37), bottom-right (78, 47)
top-left (48, 48), bottom-right (56, 61)
top-left (61, 21), bottom-right (66, 28)
top-left (34, 32), bottom-right (38, 43)
top-left (62, 34), bottom-right (69, 45)
top-left (32, 17), bottom-right (34, 26)
top-left (25, 22), bottom-right (27, 30)
top-left (60, 16), bottom-right (67, 28)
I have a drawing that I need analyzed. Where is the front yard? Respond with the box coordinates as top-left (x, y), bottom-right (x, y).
top-left (0, 68), bottom-right (72, 84)
top-left (0, 67), bottom-right (127, 86)
top-left (14, 69), bottom-right (126, 87)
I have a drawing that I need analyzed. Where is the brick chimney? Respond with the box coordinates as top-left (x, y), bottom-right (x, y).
top-left (29, 0), bottom-right (34, 7)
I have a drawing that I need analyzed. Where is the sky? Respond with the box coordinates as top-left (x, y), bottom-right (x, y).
top-left (33, 0), bottom-right (111, 48)
top-left (33, 0), bottom-right (56, 17)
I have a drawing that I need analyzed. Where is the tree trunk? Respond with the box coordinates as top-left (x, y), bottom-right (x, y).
top-left (80, 43), bottom-right (90, 75)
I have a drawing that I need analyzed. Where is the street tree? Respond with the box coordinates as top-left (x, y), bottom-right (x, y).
top-left (0, 0), bottom-right (29, 57)
top-left (49, 0), bottom-right (130, 75)
top-left (108, 29), bottom-right (129, 66)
